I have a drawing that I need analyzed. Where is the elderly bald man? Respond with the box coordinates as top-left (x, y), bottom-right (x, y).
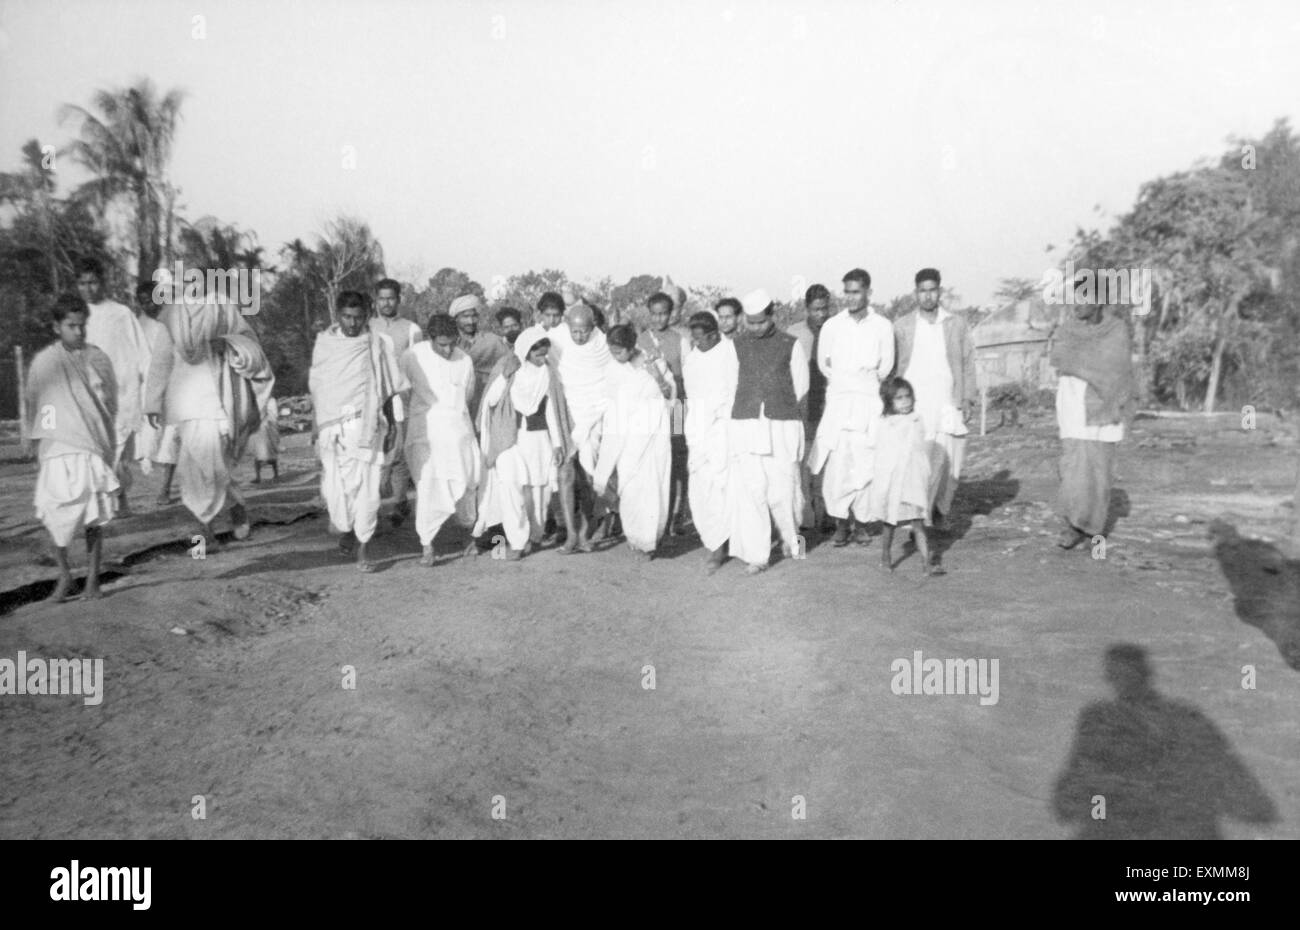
top-left (550, 302), bottom-right (614, 552)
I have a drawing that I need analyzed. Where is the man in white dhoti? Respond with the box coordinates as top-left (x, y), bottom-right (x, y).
top-left (473, 329), bottom-right (575, 558)
top-left (554, 303), bottom-right (613, 552)
top-left (25, 294), bottom-right (119, 601)
top-left (145, 286), bottom-right (273, 548)
top-left (593, 324), bottom-right (673, 561)
top-left (402, 313), bottom-right (481, 567)
top-left (309, 291), bottom-right (404, 572)
top-left (809, 268), bottom-right (894, 546)
top-left (79, 258), bottom-right (149, 513)
top-left (726, 290), bottom-right (809, 575)
top-left (132, 282), bottom-right (180, 503)
top-left (682, 311), bottom-right (738, 573)
top-left (892, 268), bottom-right (976, 526)
top-left (370, 278), bottom-right (425, 526)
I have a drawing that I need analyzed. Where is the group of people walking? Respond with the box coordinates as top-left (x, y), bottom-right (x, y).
top-left (24, 260), bottom-right (1136, 596)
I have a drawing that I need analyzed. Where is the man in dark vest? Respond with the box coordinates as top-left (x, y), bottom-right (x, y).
top-left (725, 289), bottom-right (810, 575)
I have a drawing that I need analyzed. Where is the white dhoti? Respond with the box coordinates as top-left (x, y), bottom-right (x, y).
top-left (176, 418), bottom-right (244, 525)
top-left (818, 430), bottom-right (874, 521)
top-left (686, 418), bottom-right (730, 551)
top-left (475, 431), bottom-right (555, 550)
top-left (318, 419), bottom-right (383, 543)
top-left (727, 417), bottom-right (805, 567)
top-left (613, 434), bottom-right (670, 552)
top-left (413, 473), bottom-right (478, 546)
top-left (35, 452), bottom-right (119, 547)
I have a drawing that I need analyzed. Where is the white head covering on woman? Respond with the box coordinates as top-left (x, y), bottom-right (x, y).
top-left (510, 328), bottom-right (550, 417)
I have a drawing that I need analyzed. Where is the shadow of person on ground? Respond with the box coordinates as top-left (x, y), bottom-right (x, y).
top-left (1210, 519), bottom-right (1300, 670)
top-left (933, 468), bottom-right (1021, 558)
top-left (1106, 488), bottom-right (1131, 535)
top-left (1052, 643), bottom-right (1277, 839)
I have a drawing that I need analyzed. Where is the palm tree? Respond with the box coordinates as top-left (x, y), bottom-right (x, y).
top-left (58, 79), bottom-right (185, 291)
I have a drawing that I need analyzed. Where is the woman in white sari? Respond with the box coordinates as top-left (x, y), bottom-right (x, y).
top-left (592, 324), bottom-right (673, 561)
top-left (474, 330), bottom-right (574, 559)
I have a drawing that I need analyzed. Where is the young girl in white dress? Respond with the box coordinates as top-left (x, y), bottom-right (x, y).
top-left (869, 377), bottom-right (944, 575)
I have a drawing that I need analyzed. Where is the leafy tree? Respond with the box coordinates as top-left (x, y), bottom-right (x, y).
top-left (58, 79), bottom-right (185, 292)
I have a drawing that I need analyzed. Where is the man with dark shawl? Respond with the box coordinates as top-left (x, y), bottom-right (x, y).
top-left (1050, 297), bottom-right (1136, 548)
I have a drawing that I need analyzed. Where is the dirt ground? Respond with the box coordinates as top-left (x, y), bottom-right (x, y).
top-left (1, 410), bottom-right (1298, 839)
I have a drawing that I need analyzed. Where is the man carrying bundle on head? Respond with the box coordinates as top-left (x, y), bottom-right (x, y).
top-left (308, 290), bottom-right (405, 572)
top-left (25, 293), bottom-right (120, 601)
top-left (473, 328), bottom-right (575, 559)
top-left (682, 310), bottom-right (738, 573)
top-left (726, 289), bottom-right (810, 575)
top-left (145, 277), bottom-right (273, 549)
top-left (402, 313), bottom-right (481, 567)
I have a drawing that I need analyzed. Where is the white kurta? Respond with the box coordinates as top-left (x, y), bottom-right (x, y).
top-left (404, 344), bottom-right (481, 546)
top-left (727, 338), bottom-right (809, 567)
top-left (594, 358), bottom-right (671, 553)
top-left (903, 309), bottom-right (968, 515)
top-left (1056, 375), bottom-right (1124, 442)
top-left (811, 309), bottom-right (894, 521)
top-left (86, 299), bottom-right (148, 445)
top-left (683, 339), bottom-right (738, 551)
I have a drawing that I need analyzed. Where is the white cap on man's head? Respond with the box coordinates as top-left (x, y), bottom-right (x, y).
top-left (741, 288), bottom-right (773, 318)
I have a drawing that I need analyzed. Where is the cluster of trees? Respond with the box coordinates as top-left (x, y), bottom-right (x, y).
top-left (1055, 119), bottom-right (1300, 413)
top-left (4, 79), bottom-right (1297, 412)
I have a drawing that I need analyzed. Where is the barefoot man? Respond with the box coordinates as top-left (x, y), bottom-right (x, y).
top-left (79, 258), bottom-right (149, 514)
top-left (309, 291), bottom-right (404, 572)
top-left (683, 310), bottom-right (738, 572)
top-left (144, 281), bottom-right (272, 549)
top-left (726, 289), bottom-right (809, 575)
top-left (26, 293), bottom-right (119, 601)
top-left (402, 313), bottom-right (481, 566)
top-left (809, 268), bottom-right (893, 546)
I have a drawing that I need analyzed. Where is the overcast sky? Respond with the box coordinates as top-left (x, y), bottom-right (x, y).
top-left (2, 0), bottom-right (1298, 305)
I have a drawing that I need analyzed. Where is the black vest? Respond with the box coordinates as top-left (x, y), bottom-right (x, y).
top-left (517, 394), bottom-right (548, 431)
top-left (732, 329), bottom-right (799, 421)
